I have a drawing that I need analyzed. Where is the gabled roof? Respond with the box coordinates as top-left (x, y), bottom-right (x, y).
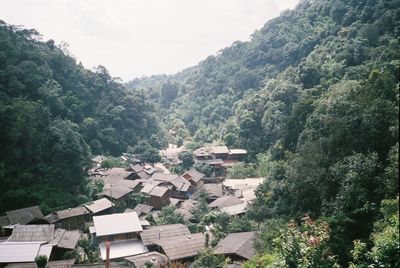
top-left (125, 251), bottom-right (169, 268)
top-left (211, 146), bottom-right (229, 154)
top-left (214, 231), bottom-right (257, 260)
top-left (193, 148), bottom-right (211, 157)
top-left (151, 173), bottom-right (178, 182)
top-left (133, 204), bottom-right (153, 216)
top-left (6, 206), bottom-right (44, 225)
top-left (221, 203), bottom-right (248, 216)
top-left (55, 206), bottom-right (89, 219)
top-left (182, 169), bottom-right (205, 183)
top-left (141, 184), bottom-right (169, 197)
top-left (203, 183), bottom-right (224, 198)
top-left (170, 177), bottom-right (191, 192)
top-left (140, 224), bottom-right (190, 246)
top-left (84, 198), bottom-right (114, 214)
top-left (97, 186), bottom-right (133, 200)
top-left (57, 230), bottom-right (80, 249)
top-left (157, 233), bottom-right (205, 260)
top-left (8, 224), bottom-right (54, 243)
top-left (93, 212), bottom-right (142, 237)
top-left (101, 168), bottom-right (133, 180)
top-left (208, 196), bottom-right (243, 209)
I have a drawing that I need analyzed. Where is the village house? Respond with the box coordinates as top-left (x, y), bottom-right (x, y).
top-left (83, 198), bottom-right (114, 217)
top-left (92, 212), bottom-right (147, 260)
top-left (221, 202), bottom-right (248, 216)
top-left (181, 169), bottom-right (205, 189)
top-left (0, 206), bottom-right (48, 236)
top-left (208, 195), bottom-right (244, 209)
top-left (202, 183), bottom-right (224, 202)
top-left (214, 231), bottom-right (257, 261)
top-left (0, 224), bottom-right (80, 265)
top-left (139, 223), bottom-right (204, 261)
top-left (132, 204), bottom-right (153, 217)
top-left (140, 224), bottom-right (191, 249)
top-left (140, 184), bottom-right (171, 209)
top-left (45, 207), bottom-right (89, 230)
top-left (97, 185), bottom-right (134, 204)
top-left (193, 146), bottom-right (247, 176)
top-left (223, 178), bottom-right (264, 203)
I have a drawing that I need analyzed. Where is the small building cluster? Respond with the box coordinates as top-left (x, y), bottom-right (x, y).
top-left (0, 144), bottom-right (262, 267)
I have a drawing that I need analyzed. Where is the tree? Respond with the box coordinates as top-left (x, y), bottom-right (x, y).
top-left (179, 151), bottom-right (194, 170)
top-left (35, 255), bottom-right (48, 268)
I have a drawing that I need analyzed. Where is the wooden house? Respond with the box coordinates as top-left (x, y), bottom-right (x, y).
top-left (214, 231), bottom-right (257, 261)
top-left (181, 169), bottom-right (205, 189)
top-left (140, 184), bottom-right (171, 209)
top-left (46, 207), bottom-right (89, 230)
top-left (83, 198), bottom-right (114, 217)
top-left (92, 212), bottom-right (147, 260)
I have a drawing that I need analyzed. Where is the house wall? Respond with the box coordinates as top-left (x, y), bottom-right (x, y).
top-left (98, 232), bottom-right (139, 243)
top-left (60, 215), bottom-right (86, 230)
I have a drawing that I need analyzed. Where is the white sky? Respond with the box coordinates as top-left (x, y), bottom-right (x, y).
top-left (0, 0), bottom-right (299, 81)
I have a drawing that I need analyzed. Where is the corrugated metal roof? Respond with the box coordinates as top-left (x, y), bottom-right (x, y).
top-left (140, 224), bottom-right (190, 246)
top-left (98, 239), bottom-right (148, 260)
top-left (8, 225), bottom-right (54, 243)
top-left (157, 233), bottom-right (205, 260)
top-left (0, 242), bottom-right (41, 263)
top-left (93, 212), bottom-right (142, 237)
top-left (84, 198), bottom-right (114, 214)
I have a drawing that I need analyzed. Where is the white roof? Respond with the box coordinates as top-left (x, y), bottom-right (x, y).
top-left (241, 189), bottom-right (257, 202)
top-left (93, 212), bottom-right (142, 237)
top-left (37, 244), bottom-right (53, 259)
top-left (99, 239), bottom-right (148, 260)
top-left (0, 242), bottom-right (41, 263)
top-left (89, 226), bottom-right (96, 234)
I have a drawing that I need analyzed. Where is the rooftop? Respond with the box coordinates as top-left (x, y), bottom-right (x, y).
top-left (214, 231), bottom-right (257, 260)
top-left (157, 233), bottom-right (205, 260)
top-left (208, 196), bottom-right (244, 209)
top-left (8, 225), bottom-right (54, 243)
top-left (84, 198), bottom-right (114, 214)
top-left (56, 207), bottom-right (89, 219)
top-left (211, 146), bottom-right (230, 154)
top-left (140, 224), bottom-right (190, 246)
top-left (93, 212), bottom-right (142, 237)
top-left (133, 204), bottom-right (153, 217)
top-left (182, 169), bottom-right (205, 183)
top-left (6, 206), bottom-right (44, 225)
top-left (221, 203), bottom-right (248, 216)
top-left (203, 183), bottom-right (224, 198)
top-left (57, 230), bottom-right (80, 249)
top-left (98, 239), bottom-right (148, 260)
top-left (97, 186), bottom-right (133, 200)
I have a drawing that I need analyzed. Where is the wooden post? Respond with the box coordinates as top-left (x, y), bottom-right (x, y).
top-left (105, 241), bottom-right (110, 268)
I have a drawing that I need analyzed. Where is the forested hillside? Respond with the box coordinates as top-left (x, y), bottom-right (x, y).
top-left (128, 0), bottom-right (399, 266)
top-left (0, 21), bottom-right (165, 213)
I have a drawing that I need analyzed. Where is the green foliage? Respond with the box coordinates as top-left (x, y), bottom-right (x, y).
top-left (178, 151), bottom-right (194, 170)
top-left (131, 141), bottom-right (161, 163)
top-left (0, 21), bottom-right (164, 213)
top-left (193, 163), bottom-right (213, 177)
top-left (349, 197), bottom-right (399, 268)
top-left (100, 156), bottom-right (123, 169)
top-left (34, 255), bottom-right (48, 268)
top-left (274, 217), bottom-right (340, 268)
top-left (227, 163), bottom-right (256, 179)
top-left (157, 205), bottom-right (185, 225)
top-left (192, 248), bottom-right (226, 268)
